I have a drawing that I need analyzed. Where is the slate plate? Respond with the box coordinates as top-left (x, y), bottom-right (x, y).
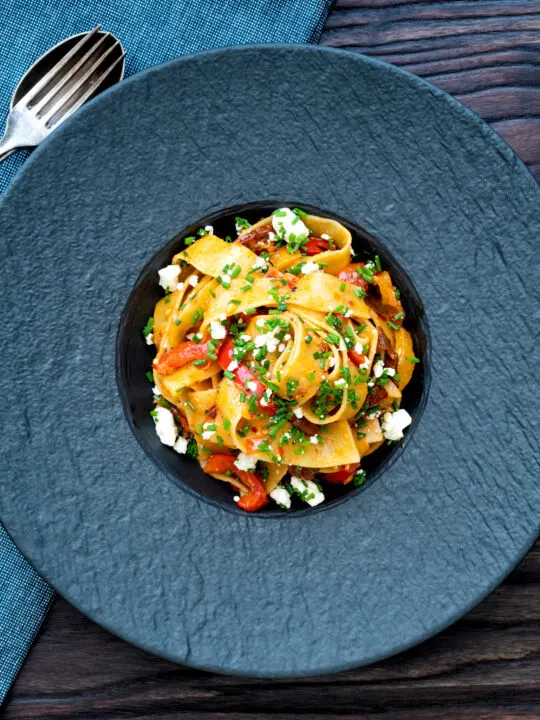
top-left (1, 45), bottom-right (539, 678)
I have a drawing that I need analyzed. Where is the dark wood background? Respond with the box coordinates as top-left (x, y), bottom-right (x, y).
top-left (4, 1), bottom-right (539, 717)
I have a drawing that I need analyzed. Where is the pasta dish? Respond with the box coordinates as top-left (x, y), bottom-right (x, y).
top-left (143, 208), bottom-right (419, 511)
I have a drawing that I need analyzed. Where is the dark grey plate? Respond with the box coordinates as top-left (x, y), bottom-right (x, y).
top-left (0, 45), bottom-right (538, 678)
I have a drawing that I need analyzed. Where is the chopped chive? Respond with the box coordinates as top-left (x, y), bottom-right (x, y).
top-left (406, 356), bottom-right (420, 363)
top-left (374, 255), bottom-right (382, 272)
top-left (145, 370), bottom-right (154, 382)
top-left (223, 418), bottom-right (231, 430)
top-left (185, 400), bottom-right (195, 411)
top-left (193, 359), bottom-right (207, 366)
top-left (224, 370), bottom-right (235, 379)
top-left (387, 321), bottom-right (400, 331)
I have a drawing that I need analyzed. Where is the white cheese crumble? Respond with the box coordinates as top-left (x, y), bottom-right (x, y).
top-left (292, 406), bottom-right (304, 419)
top-left (260, 389), bottom-right (273, 407)
top-left (290, 476), bottom-right (325, 507)
top-left (204, 225), bottom-right (214, 234)
top-left (209, 321), bottom-right (227, 340)
top-left (270, 485), bottom-right (291, 509)
top-left (145, 332), bottom-right (154, 345)
top-left (334, 378), bottom-right (348, 388)
top-left (236, 220), bottom-right (249, 234)
top-left (173, 436), bottom-right (188, 454)
top-left (234, 452), bottom-right (258, 472)
top-left (271, 207), bottom-right (309, 242)
top-left (387, 368), bottom-right (396, 377)
top-left (188, 275), bottom-right (199, 287)
top-left (373, 360), bottom-right (385, 378)
top-left (278, 343), bottom-right (286, 352)
top-left (219, 314), bottom-right (227, 321)
top-left (252, 256), bottom-right (268, 271)
top-left (152, 385), bottom-right (161, 396)
top-left (309, 435), bottom-right (321, 445)
top-left (269, 231), bottom-right (275, 241)
top-left (221, 273), bottom-right (231, 285)
top-left (320, 233), bottom-right (331, 240)
top-left (233, 494), bottom-right (240, 502)
top-left (158, 265), bottom-right (181, 292)
top-left (201, 422), bottom-right (216, 441)
top-left (367, 381), bottom-right (375, 388)
top-left (247, 381), bottom-right (258, 393)
top-left (153, 407), bottom-right (177, 446)
top-left (227, 360), bottom-right (239, 372)
top-left (254, 331), bottom-right (279, 353)
top-left (240, 334), bottom-right (251, 343)
top-left (256, 318), bottom-right (266, 328)
top-left (381, 409), bottom-right (412, 441)
top-left (300, 260), bottom-right (320, 275)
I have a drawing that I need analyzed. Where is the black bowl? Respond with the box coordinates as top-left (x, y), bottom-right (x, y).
top-left (116, 202), bottom-right (431, 515)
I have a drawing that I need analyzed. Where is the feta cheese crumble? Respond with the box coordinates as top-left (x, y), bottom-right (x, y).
top-left (254, 330), bottom-right (279, 353)
top-left (247, 381), bottom-right (258, 393)
top-left (173, 436), bottom-right (188, 454)
top-left (309, 435), bottom-right (321, 445)
top-left (188, 275), bottom-right (199, 287)
top-left (290, 476), bottom-right (325, 507)
top-left (153, 407), bottom-right (177, 446)
top-left (252, 256), bottom-right (268, 271)
top-left (204, 225), bottom-right (214, 234)
top-left (201, 422), bottom-right (216, 441)
top-left (260, 389), bottom-right (273, 407)
top-left (152, 385), bottom-right (161, 396)
top-left (145, 332), bottom-right (154, 345)
top-left (381, 409), bottom-right (412, 441)
top-left (270, 485), bottom-right (291, 509)
top-left (227, 360), bottom-right (239, 372)
top-left (292, 406), bottom-right (304, 419)
top-left (300, 260), bottom-right (320, 275)
top-left (334, 378), bottom-right (348, 388)
top-left (209, 321), bottom-right (227, 340)
top-left (373, 360), bottom-right (385, 378)
top-left (158, 265), bottom-right (180, 292)
top-left (234, 452), bottom-right (258, 472)
top-left (272, 207), bottom-right (309, 243)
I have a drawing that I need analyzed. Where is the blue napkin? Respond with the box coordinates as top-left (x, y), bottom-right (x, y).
top-left (0, 0), bottom-right (333, 703)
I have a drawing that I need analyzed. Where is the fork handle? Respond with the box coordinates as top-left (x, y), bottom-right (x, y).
top-left (0, 134), bottom-right (22, 164)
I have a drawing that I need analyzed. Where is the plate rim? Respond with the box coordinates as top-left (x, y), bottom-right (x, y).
top-left (1, 43), bottom-right (539, 678)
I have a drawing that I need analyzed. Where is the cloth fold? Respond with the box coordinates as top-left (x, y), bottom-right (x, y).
top-left (0, 0), bottom-right (333, 703)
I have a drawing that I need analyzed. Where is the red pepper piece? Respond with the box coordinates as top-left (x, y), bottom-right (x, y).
top-left (324, 463), bottom-right (361, 484)
top-left (304, 237), bottom-right (330, 255)
top-left (217, 339), bottom-right (276, 414)
top-left (205, 453), bottom-right (268, 512)
top-left (154, 339), bottom-right (211, 376)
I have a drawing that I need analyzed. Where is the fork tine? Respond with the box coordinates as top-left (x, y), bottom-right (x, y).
top-left (42, 48), bottom-right (125, 126)
top-left (15, 26), bottom-right (101, 110)
top-left (32, 33), bottom-right (110, 115)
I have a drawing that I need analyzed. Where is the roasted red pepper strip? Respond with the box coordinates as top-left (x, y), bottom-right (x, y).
top-left (348, 349), bottom-right (366, 367)
top-left (217, 339), bottom-right (276, 414)
top-left (304, 237), bottom-right (330, 255)
top-left (154, 339), bottom-right (212, 376)
top-left (338, 263), bottom-right (369, 291)
top-left (205, 453), bottom-right (268, 512)
top-left (324, 463), bottom-right (361, 484)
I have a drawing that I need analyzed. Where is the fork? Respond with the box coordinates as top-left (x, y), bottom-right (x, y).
top-left (0, 26), bottom-right (125, 163)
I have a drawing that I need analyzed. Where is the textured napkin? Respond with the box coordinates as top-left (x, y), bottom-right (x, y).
top-left (0, 0), bottom-right (333, 703)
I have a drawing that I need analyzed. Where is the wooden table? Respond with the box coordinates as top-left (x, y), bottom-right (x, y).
top-left (5, 2), bottom-right (539, 717)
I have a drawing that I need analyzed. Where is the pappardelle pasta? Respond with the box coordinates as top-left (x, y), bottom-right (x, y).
top-left (144, 208), bottom-right (419, 512)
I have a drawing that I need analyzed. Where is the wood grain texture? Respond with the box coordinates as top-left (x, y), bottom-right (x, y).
top-left (4, 2), bottom-right (539, 718)
top-left (321, 0), bottom-right (540, 179)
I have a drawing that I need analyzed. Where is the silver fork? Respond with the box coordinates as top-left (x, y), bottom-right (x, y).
top-left (0, 26), bottom-right (125, 163)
